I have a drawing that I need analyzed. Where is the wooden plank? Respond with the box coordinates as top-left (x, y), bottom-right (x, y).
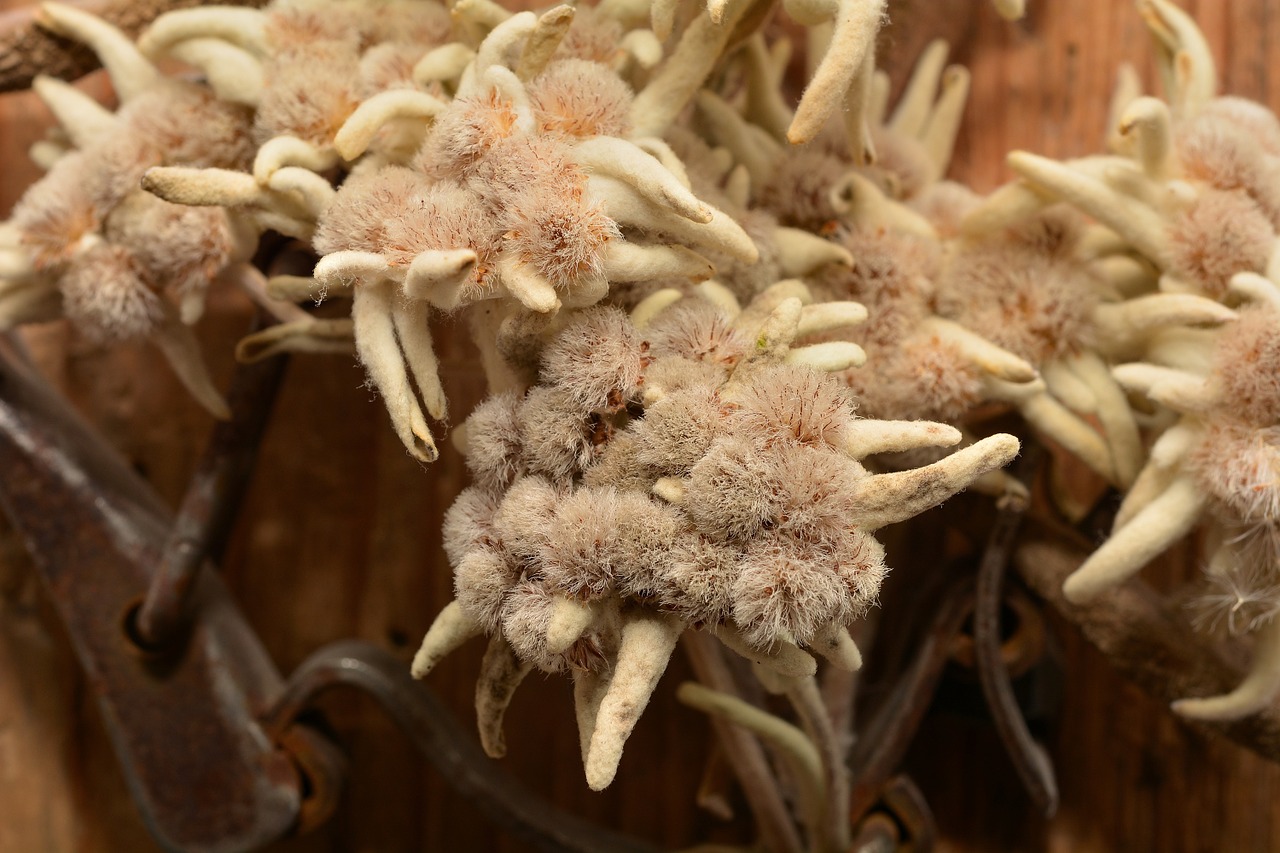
top-left (0, 2), bottom-right (1278, 851)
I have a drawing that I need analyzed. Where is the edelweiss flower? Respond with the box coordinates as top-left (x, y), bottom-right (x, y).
top-left (1069, 292), bottom-right (1280, 720)
top-left (412, 284), bottom-right (1019, 790)
top-left (0, 2), bottom-right (261, 417)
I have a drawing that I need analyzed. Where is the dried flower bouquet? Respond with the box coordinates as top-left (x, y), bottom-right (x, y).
top-left (2, 0), bottom-right (1280, 849)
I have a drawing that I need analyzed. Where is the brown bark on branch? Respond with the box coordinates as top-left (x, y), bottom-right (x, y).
top-left (1016, 537), bottom-right (1280, 764)
top-left (0, 0), bottom-right (269, 93)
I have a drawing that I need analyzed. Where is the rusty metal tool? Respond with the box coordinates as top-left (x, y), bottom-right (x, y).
top-left (0, 335), bottom-right (303, 852)
top-left (264, 639), bottom-right (660, 853)
top-left (135, 335), bottom-right (286, 648)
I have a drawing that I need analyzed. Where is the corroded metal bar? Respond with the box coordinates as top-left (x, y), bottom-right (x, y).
top-left (0, 336), bottom-right (302, 852)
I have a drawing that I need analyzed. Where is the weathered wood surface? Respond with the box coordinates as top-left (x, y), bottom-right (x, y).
top-left (1, 1), bottom-right (1279, 851)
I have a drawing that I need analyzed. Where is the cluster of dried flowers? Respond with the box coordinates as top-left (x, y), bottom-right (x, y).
top-left (1001, 0), bottom-right (1280, 721)
top-left (411, 289), bottom-right (1016, 790)
top-left (2, 0), bottom-right (1279, 836)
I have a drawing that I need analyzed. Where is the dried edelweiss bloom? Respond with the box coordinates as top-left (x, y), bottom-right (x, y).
top-left (1003, 2), bottom-right (1279, 307)
top-left (757, 39), bottom-right (970, 230)
top-left (0, 3), bottom-right (264, 417)
top-left (961, 1), bottom-right (1280, 721)
top-left (805, 200), bottom-right (1143, 493)
top-left (1068, 288), bottom-right (1280, 721)
top-left (656, 126), bottom-right (853, 304)
top-left (139, 0), bottom-right (464, 248)
top-left (412, 288), bottom-right (1020, 790)
top-left (647, 0), bottom-right (1019, 158)
top-left (658, 41), bottom-right (1130, 503)
top-left (934, 207), bottom-right (1144, 487)
top-left (143, 0), bottom-right (777, 464)
top-left (940, 193), bottom-right (1236, 491)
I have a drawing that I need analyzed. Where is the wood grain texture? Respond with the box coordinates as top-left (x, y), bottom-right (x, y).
top-left (0, 1), bottom-right (1279, 851)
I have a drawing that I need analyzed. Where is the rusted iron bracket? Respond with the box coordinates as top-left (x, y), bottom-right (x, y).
top-left (0, 335), bottom-right (663, 852)
top-left (850, 774), bottom-right (938, 853)
top-left (971, 504), bottom-right (1058, 816)
top-left (0, 336), bottom-right (304, 851)
top-left (135, 334), bottom-right (287, 648)
top-left (265, 640), bottom-right (660, 853)
top-left (848, 580), bottom-right (974, 824)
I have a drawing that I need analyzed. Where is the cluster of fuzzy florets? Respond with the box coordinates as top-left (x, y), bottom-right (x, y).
top-left (0, 1), bottom-right (263, 415)
top-left (1004, 0), bottom-right (1280, 723)
top-left (446, 303), bottom-right (887, 664)
top-left (415, 287), bottom-right (1018, 789)
top-left (9, 83), bottom-right (252, 340)
top-left (17, 0), bottom-right (1280, 812)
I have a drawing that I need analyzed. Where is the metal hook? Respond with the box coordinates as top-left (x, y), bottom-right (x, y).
top-left (0, 336), bottom-right (306, 852)
top-left (263, 639), bottom-right (660, 853)
top-left (135, 322), bottom-right (287, 648)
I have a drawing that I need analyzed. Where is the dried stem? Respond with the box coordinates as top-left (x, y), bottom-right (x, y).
top-left (785, 675), bottom-right (851, 853)
top-left (1016, 533), bottom-right (1280, 763)
top-left (0, 0), bottom-right (269, 92)
top-left (683, 631), bottom-right (805, 853)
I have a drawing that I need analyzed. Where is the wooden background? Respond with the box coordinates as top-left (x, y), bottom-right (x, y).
top-left (1, 1), bottom-right (1279, 850)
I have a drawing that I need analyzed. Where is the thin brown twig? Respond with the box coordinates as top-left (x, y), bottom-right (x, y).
top-left (683, 631), bottom-right (806, 853)
top-left (1016, 534), bottom-right (1280, 763)
top-left (0, 0), bottom-right (270, 93)
top-left (785, 675), bottom-right (851, 853)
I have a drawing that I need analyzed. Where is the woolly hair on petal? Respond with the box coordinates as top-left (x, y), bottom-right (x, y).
top-left (539, 486), bottom-right (629, 599)
top-left (414, 75), bottom-right (530, 180)
top-left (528, 58), bottom-right (634, 138)
top-left (1198, 97), bottom-right (1280, 157)
top-left (936, 241), bottom-right (1100, 366)
top-left (1166, 189), bottom-right (1275, 299)
top-left (1187, 423), bottom-right (1280, 526)
top-left (645, 300), bottom-right (750, 367)
top-left (104, 193), bottom-right (235, 312)
top-left (832, 531), bottom-right (890, 613)
top-left (502, 188), bottom-right (617, 292)
top-left (358, 42), bottom-right (434, 98)
top-left (254, 41), bottom-right (362, 147)
top-left (683, 436), bottom-right (785, 542)
top-left (539, 306), bottom-right (647, 411)
top-left (462, 391), bottom-right (527, 490)
top-left (59, 244), bottom-right (162, 342)
top-left (10, 153), bottom-right (105, 272)
top-left (518, 386), bottom-right (605, 483)
top-left (725, 363), bottom-right (856, 449)
top-left (610, 493), bottom-right (686, 598)
top-left (313, 166), bottom-right (433, 256)
top-left (381, 183), bottom-right (501, 271)
top-left (628, 385), bottom-right (725, 475)
top-left (653, 535), bottom-right (739, 626)
top-left (553, 5), bottom-right (624, 65)
top-left (683, 436), bottom-right (866, 544)
top-left (730, 535), bottom-right (853, 649)
top-left (1176, 114), bottom-right (1280, 227)
top-left (491, 475), bottom-right (561, 566)
top-left (1207, 304), bottom-right (1280, 428)
top-left (123, 86), bottom-right (257, 171)
top-left (443, 486), bottom-right (503, 568)
top-left (455, 547), bottom-right (521, 634)
top-left (501, 580), bottom-right (611, 674)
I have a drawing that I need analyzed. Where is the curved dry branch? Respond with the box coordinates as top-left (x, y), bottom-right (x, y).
top-left (1016, 536), bottom-right (1280, 764)
top-left (0, 0), bottom-right (269, 92)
